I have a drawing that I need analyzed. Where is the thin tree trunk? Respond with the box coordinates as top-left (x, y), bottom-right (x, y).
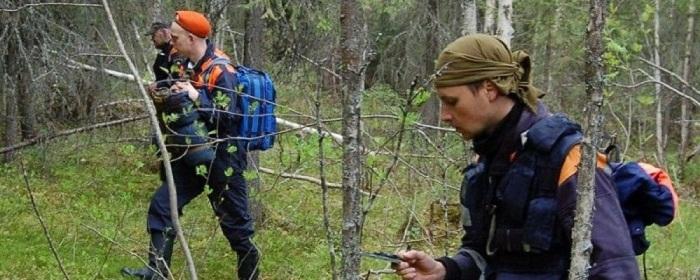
top-left (679, 0), bottom-right (696, 174)
top-left (339, 0), bottom-right (365, 278)
top-left (569, 0), bottom-right (607, 278)
top-left (461, 0), bottom-right (478, 35)
top-left (208, 0), bottom-right (227, 48)
top-left (101, 1), bottom-right (198, 279)
top-left (14, 27), bottom-right (36, 140)
top-left (243, 0), bottom-right (266, 225)
top-left (420, 0), bottom-right (440, 129)
top-left (653, 0), bottom-right (665, 166)
top-left (496, 0), bottom-right (513, 47)
top-left (543, 0), bottom-right (562, 111)
top-left (484, 0), bottom-right (497, 34)
top-left (3, 15), bottom-right (19, 162)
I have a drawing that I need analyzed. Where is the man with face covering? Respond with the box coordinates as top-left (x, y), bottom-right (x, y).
top-left (392, 34), bottom-right (640, 279)
top-left (145, 22), bottom-right (185, 92)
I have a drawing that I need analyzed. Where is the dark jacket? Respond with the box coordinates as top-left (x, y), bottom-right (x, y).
top-left (168, 41), bottom-right (247, 173)
top-left (438, 101), bottom-right (640, 280)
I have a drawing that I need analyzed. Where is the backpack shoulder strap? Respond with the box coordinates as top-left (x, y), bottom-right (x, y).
top-left (201, 56), bottom-right (233, 92)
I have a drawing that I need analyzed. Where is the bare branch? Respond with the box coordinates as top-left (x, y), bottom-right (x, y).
top-left (0, 2), bottom-right (101, 13)
top-left (1, 116), bottom-right (148, 154)
top-left (638, 56), bottom-right (700, 97)
top-left (632, 68), bottom-right (700, 107)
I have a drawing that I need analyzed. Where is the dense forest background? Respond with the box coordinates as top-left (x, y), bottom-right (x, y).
top-left (0, 0), bottom-right (698, 279)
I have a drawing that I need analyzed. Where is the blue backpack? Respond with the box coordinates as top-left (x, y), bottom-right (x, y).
top-left (204, 57), bottom-right (277, 151)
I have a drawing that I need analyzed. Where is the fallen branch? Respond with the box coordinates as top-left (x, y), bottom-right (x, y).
top-left (257, 166), bottom-right (372, 196)
top-left (0, 116), bottom-right (147, 154)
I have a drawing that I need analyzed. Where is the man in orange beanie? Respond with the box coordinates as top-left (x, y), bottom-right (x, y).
top-left (122, 10), bottom-right (260, 280)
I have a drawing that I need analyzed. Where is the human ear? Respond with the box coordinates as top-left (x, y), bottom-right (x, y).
top-left (483, 80), bottom-right (499, 101)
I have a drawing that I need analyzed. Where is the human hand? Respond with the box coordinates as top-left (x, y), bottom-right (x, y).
top-left (393, 250), bottom-right (446, 280)
top-left (171, 81), bottom-right (198, 101)
top-left (147, 82), bottom-right (158, 93)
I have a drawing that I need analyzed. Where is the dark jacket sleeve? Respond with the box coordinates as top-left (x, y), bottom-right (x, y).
top-left (557, 169), bottom-right (641, 280)
top-left (153, 52), bottom-right (172, 89)
top-left (437, 249), bottom-right (483, 280)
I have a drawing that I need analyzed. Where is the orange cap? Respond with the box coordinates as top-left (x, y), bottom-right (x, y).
top-left (174, 10), bottom-right (211, 38)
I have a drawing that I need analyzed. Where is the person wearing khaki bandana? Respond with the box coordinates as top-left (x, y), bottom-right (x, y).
top-left (393, 34), bottom-right (640, 280)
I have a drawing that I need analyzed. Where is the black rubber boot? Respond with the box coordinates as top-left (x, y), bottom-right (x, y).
top-left (121, 230), bottom-right (174, 279)
top-left (236, 247), bottom-right (260, 280)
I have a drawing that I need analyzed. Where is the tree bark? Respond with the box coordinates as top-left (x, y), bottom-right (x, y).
top-left (244, 0), bottom-right (266, 225)
top-left (679, 0), bottom-right (696, 175)
top-left (653, 0), bottom-right (665, 167)
top-left (496, 0), bottom-right (513, 47)
top-left (13, 27), bottom-right (36, 140)
top-left (339, 0), bottom-right (365, 278)
top-left (461, 0), bottom-right (478, 35)
top-left (484, 0), bottom-right (497, 34)
top-left (419, 0), bottom-right (440, 129)
top-left (569, 0), bottom-right (607, 278)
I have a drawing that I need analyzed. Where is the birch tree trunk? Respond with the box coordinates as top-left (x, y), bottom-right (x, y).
top-left (679, 0), bottom-right (696, 173)
top-left (496, 0), bottom-right (514, 47)
top-left (484, 0), bottom-right (497, 34)
top-left (653, 0), bottom-right (665, 166)
top-left (569, 0), bottom-right (607, 278)
top-left (461, 0), bottom-right (478, 35)
top-left (339, 0), bottom-right (365, 278)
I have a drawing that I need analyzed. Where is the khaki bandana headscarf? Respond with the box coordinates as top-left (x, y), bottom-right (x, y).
top-left (434, 34), bottom-right (542, 111)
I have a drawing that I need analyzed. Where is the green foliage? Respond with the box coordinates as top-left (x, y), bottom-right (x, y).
top-left (213, 90), bottom-right (231, 109)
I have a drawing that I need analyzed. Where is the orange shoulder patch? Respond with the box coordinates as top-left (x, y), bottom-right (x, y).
top-left (558, 145), bottom-right (611, 186)
top-left (559, 145), bottom-right (582, 186)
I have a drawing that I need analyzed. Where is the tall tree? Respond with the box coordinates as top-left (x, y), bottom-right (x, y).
top-left (653, 0), bottom-right (665, 166)
top-left (542, 0), bottom-right (563, 111)
top-left (244, 0), bottom-right (266, 224)
top-left (339, 0), bottom-right (365, 278)
top-left (13, 24), bottom-right (37, 140)
top-left (496, 0), bottom-right (514, 47)
top-left (3, 15), bottom-right (19, 162)
top-left (569, 0), bottom-right (607, 278)
top-left (420, 0), bottom-right (440, 128)
top-left (679, 0), bottom-right (696, 172)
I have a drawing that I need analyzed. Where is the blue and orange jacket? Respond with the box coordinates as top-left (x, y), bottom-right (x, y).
top-left (439, 101), bottom-right (640, 280)
top-left (167, 41), bottom-right (246, 172)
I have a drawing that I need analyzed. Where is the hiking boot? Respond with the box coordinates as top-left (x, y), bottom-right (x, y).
top-left (122, 230), bottom-right (174, 279)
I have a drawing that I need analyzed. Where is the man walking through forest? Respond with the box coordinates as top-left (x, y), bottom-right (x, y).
top-left (392, 34), bottom-right (640, 279)
top-left (122, 10), bottom-right (259, 280)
